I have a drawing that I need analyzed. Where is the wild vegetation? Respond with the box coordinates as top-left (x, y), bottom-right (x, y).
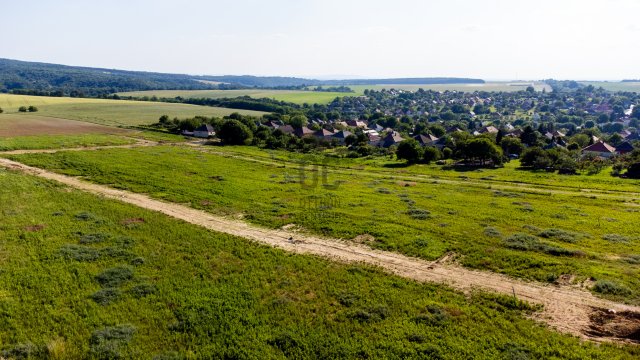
top-left (4, 170), bottom-right (637, 358)
top-left (8, 145), bottom-right (640, 304)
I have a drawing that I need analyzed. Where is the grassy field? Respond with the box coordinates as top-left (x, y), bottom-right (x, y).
top-left (581, 81), bottom-right (640, 93)
top-left (3, 170), bottom-right (637, 358)
top-left (116, 89), bottom-right (353, 105)
top-left (0, 94), bottom-right (267, 127)
top-left (8, 145), bottom-right (640, 304)
top-left (117, 82), bottom-right (552, 105)
top-left (0, 134), bottom-right (137, 152)
top-left (347, 82), bottom-right (552, 93)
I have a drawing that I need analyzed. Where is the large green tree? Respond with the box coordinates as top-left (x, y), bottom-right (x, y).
top-left (396, 139), bottom-right (423, 164)
top-left (218, 119), bottom-right (253, 145)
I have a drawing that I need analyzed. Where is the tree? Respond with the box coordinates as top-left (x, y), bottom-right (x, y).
top-left (500, 137), bottom-right (524, 155)
top-left (289, 114), bottom-right (308, 128)
top-left (18, 106), bottom-right (27, 112)
top-left (428, 124), bottom-right (446, 138)
top-left (633, 105), bottom-right (640, 119)
top-left (396, 139), bottom-right (423, 164)
top-left (218, 119), bottom-right (253, 145)
top-left (521, 147), bottom-right (550, 169)
top-left (0, 107), bottom-right (3, 114)
top-left (519, 125), bottom-right (539, 147)
top-left (526, 86), bottom-right (535, 93)
top-left (158, 115), bottom-right (170, 124)
top-left (462, 138), bottom-right (503, 166)
top-left (422, 146), bottom-right (441, 164)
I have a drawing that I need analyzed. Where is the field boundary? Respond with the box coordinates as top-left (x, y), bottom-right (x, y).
top-left (1, 157), bottom-right (639, 344)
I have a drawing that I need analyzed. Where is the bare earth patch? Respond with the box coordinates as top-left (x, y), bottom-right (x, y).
top-left (0, 114), bottom-right (128, 137)
top-left (23, 224), bottom-right (46, 232)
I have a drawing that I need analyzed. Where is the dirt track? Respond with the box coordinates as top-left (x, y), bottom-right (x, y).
top-left (1, 157), bottom-right (640, 344)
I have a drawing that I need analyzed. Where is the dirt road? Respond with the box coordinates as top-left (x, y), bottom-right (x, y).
top-left (1, 157), bottom-right (639, 344)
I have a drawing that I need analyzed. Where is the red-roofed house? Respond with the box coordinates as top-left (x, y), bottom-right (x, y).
top-left (582, 141), bottom-right (616, 158)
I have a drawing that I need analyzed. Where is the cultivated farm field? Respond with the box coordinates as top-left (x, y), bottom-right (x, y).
top-left (581, 81), bottom-right (640, 93)
top-left (116, 89), bottom-right (353, 105)
top-left (8, 145), bottom-right (640, 305)
top-left (346, 82), bottom-right (552, 93)
top-left (0, 94), bottom-right (266, 127)
top-left (3, 169), bottom-right (636, 358)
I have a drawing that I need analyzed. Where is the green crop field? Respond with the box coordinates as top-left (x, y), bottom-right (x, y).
top-left (116, 89), bottom-right (353, 105)
top-left (4, 169), bottom-right (637, 358)
top-left (581, 81), bottom-right (640, 93)
top-left (346, 82), bottom-right (552, 93)
top-left (0, 94), bottom-right (267, 127)
top-left (8, 145), bottom-right (640, 305)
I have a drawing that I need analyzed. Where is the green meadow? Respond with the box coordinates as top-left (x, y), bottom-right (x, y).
top-left (346, 82), bottom-right (552, 93)
top-left (580, 82), bottom-right (640, 93)
top-left (8, 145), bottom-right (640, 304)
top-left (3, 170), bottom-right (638, 358)
top-left (0, 134), bottom-right (135, 152)
top-left (116, 89), bottom-right (353, 105)
top-left (0, 94), bottom-right (266, 127)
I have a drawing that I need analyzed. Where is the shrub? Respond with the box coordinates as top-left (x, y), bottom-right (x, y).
top-left (602, 234), bottom-right (631, 243)
top-left (129, 283), bottom-right (158, 298)
top-left (27, 106), bottom-right (38, 112)
top-left (60, 244), bottom-right (100, 262)
top-left (538, 228), bottom-right (585, 243)
top-left (413, 305), bottom-right (450, 326)
top-left (407, 208), bottom-right (430, 220)
top-left (91, 288), bottom-right (122, 305)
top-left (503, 233), bottom-right (577, 257)
top-left (90, 325), bottom-right (135, 359)
top-left (74, 211), bottom-right (97, 221)
top-left (95, 266), bottom-right (134, 287)
top-left (80, 232), bottom-right (111, 244)
top-left (593, 280), bottom-right (631, 296)
top-left (422, 146), bottom-right (441, 164)
top-left (484, 226), bottom-right (502, 238)
top-left (1, 342), bottom-right (47, 359)
top-left (18, 106), bottom-right (28, 112)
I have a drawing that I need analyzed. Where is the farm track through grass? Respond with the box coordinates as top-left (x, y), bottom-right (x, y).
top-left (4, 169), bottom-right (640, 358)
top-left (5, 145), bottom-right (640, 304)
top-left (2, 157), bottom-right (640, 347)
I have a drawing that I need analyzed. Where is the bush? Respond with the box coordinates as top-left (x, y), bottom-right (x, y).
top-left (407, 208), bottom-right (430, 220)
top-left (503, 233), bottom-right (578, 257)
top-left (593, 280), bottom-right (631, 296)
top-left (95, 266), bottom-right (134, 287)
top-left (60, 244), bottom-right (100, 262)
top-left (1, 342), bottom-right (47, 359)
top-left (413, 305), bottom-right (450, 326)
top-left (80, 232), bottom-right (111, 244)
top-left (18, 106), bottom-right (28, 112)
top-left (602, 234), bottom-right (631, 243)
top-left (90, 325), bottom-right (136, 359)
top-left (0, 107), bottom-right (3, 114)
top-left (422, 146), bottom-right (441, 164)
top-left (129, 283), bottom-right (158, 298)
top-left (27, 106), bottom-right (38, 112)
top-left (538, 228), bottom-right (585, 243)
top-left (483, 226), bottom-right (502, 238)
top-left (91, 288), bottom-right (122, 305)
top-left (74, 211), bottom-right (97, 221)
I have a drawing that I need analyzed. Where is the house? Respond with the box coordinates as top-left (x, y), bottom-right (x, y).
top-left (194, 124), bottom-right (215, 138)
top-left (582, 141), bottom-right (616, 158)
top-left (314, 128), bottom-right (335, 140)
top-left (380, 131), bottom-right (404, 148)
top-left (346, 120), bottom-right (368, 128)
top-left (277, 125), bottom-right (295, 135)
top-left (332, 130), bottom-right (353, 144)
top-left (413, 133), bottom-right (439, 146)
top-left (294, 126), bottom-right (315, 138)
top-left (615, 141), bottom-right (635, 155)
top-left (479, 126), bottom-right (499, 134)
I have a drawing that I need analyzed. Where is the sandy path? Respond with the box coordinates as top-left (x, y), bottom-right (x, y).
top-left (1, 157), bottom-right (639, 343)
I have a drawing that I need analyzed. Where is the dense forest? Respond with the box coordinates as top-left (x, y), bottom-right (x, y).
top-left (0, 58), bottom-right (485, 96)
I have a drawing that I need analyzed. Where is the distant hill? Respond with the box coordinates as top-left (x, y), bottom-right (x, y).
top-left (0, 58), bottom-right (485, 96)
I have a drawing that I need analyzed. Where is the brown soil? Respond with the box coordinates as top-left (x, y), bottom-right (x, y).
top-left (2, 157), bottom-right (640, 344)
top-left (23, 224), bottom-right (46, 232)
top-left (0, 115), bottom-right (129, 137)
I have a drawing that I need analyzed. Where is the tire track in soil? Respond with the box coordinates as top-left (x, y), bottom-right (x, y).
top-left (1, 157), bottom-right (640, 344)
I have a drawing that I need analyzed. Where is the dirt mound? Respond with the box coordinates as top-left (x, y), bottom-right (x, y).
top-left (588, 308), bottom-right (640, 343)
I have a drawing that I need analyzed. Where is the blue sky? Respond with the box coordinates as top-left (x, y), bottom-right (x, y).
top-left (2, 0), bottom-right (639, 80)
